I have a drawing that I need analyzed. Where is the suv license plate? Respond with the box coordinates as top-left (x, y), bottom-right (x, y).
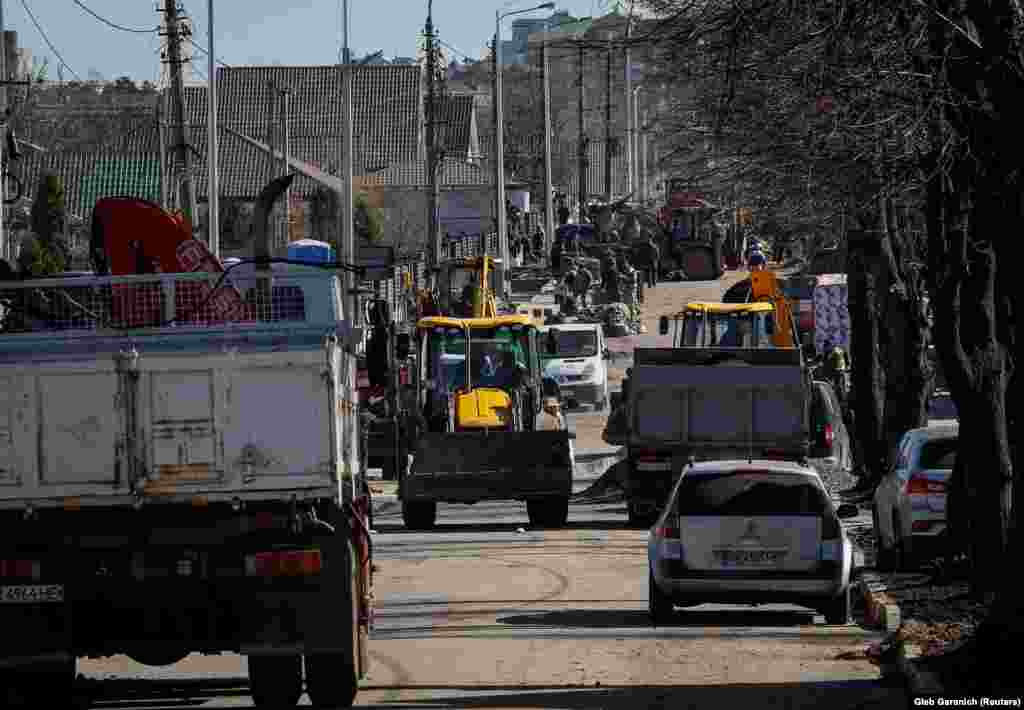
top-left (714, 549), bottom-right (787, 565)
top-left (0, 585), bottom-right (65, 604)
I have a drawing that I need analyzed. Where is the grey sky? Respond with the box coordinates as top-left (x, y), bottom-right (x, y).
top-left (6, 0), bottom-right (628, 83)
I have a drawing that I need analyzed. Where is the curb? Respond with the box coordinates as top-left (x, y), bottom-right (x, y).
top-left (857, 571), bottom-right (902, 633)
top-left (895, 642), bottom-right (947, 697)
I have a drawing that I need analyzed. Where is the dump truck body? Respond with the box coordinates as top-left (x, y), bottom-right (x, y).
top-left (622, 346), bottom-right (811, 524)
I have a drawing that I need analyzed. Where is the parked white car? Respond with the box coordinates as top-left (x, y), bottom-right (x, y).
top-left (872, 422), bottom-right (959, 570)
top-left (539, 323), bottom-right (610, 410)
top-left (647, 460), bottom-right (859, 625)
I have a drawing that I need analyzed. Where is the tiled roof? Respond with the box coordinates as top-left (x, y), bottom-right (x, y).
top-left (13, 119), bottom-right (327, 221)
top-left (183, 65), bottom-right (423, 173)
top-left (380, 157), bottom-right (491, 188)
top-left (437, 94), bottom-right (476, 158)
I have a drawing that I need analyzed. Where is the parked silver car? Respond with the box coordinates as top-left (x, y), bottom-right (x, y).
top-left (872, 423), bottom-right (958, 570)
top-left (647, 460), bottom-right (859, 625)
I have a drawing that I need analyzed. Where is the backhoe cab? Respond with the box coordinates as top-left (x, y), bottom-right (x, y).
top-left (658, 301), bottom-right (779, 348)
top-left (436, 256), bottom-right (500, 319)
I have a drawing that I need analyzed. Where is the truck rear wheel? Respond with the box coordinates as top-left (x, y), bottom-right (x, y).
top-left (247, 654), bottom-right (302, 708)
top-left (527, 496), bottom-right (569, 528)
top-left (305, 557), bottom-right (361, 708)
top-left (4, 658), bottom-right (76, 708)
top-left (402, 500), bottom-right (436, 530)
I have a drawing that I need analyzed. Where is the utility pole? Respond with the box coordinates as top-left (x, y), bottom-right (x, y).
top-left (577, 43), bottom-right (586, 220)
top-left (624, 7), bottom-right (633, 200)
top-left (280, 89), bottom-right (291, 244)
top-left (494, 16), bottom-right (509, 295)
top-left (491, 36), bottom-right (499, 252)
top-left (1, 0), bottom-right (7, 260)
top-left (265, 81), bottom-right (277, 248)
top-left (604, 35), bottom-right (612, 201)
top-left (207, 0), bottom-right (219, 257)
top-left (541, 21), bottom-right (554, 254)
top-left (425, 1), bottom-right (441, 283)
top-left (162, 0), bottom-right (197, 234)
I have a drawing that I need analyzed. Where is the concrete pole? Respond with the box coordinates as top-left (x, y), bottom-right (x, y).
top-left (494, 11), bottom-right (508, 296)
top-left (341, 0), bottom-right (357, 493)
top-left (624, 9), bottom-right (632, 200)
top-left (604, 37), bottom-right (612, 200)
top-left (164, 0), bottom-right (197, 233)
top-left (633, 87), bottom-right (641, 202)
top-left (541, 22), bottom-right (554, 255)
top-left (281, 89), bottom-right (291, 244)
top-left (207, 0), bottom-right (219, 257)
top-left (641, 108), bottom-right (648, 204)
top-left (0, 0), bottom-right (7, 261)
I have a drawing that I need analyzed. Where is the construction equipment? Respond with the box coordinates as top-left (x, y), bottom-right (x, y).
top-left (400, 314), bottom-right (574, 530)
top-left (603, 296), bottom-right (812, 526)
top-left (418, 255), bottom-right (500, 319)
top-left (749, 269), bottom-right (799, 347)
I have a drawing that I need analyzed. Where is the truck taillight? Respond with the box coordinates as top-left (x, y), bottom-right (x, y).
top-left (906, 475), bottom-right (945, 495)
top-left (654, 526), bottom-right (679, 539)
top-left (245, 549), bottom-right (322, 577)
top-left (0, 560), bottom-right (41, 579)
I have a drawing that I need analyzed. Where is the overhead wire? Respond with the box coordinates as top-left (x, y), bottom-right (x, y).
top-left (71, 0), bottom-right (157, 34)
top-left (19, 0), bottom-right (82, 81)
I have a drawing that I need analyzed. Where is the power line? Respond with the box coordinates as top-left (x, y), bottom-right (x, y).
top-left (71, 0), bottom-right (157, 34)
top-left (19, 0), bottom-right (82, 81)
top-left (188, 37), bottom-right (231, 68)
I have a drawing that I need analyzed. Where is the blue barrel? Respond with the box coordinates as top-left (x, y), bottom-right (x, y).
top-left (287, 239), bottom-right (336, 264)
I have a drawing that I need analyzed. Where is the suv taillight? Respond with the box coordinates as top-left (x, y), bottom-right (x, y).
top-left (823, 423), bottom-right (834, 447)
top-left (654, 525), bottom-right (679, 539)
top-left (244, 549), bottom-right (322, 577)
top-left (0, 559), bottom-right (41, 579)
top-left (906, 475), bottom-right (945, 495)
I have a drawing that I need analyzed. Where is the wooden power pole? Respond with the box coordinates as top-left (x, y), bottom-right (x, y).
top-left (162, 0), bottom-right (197, 233)
top-left (577, 43), bottom-right (586, 220)
top-left (604, 36), bottom-right (612, 201)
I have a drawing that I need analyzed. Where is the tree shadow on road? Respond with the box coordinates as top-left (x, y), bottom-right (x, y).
top-left (496, 607), bottom-right (818, 629)
top-left (355, 680), bottom-right (900, 709)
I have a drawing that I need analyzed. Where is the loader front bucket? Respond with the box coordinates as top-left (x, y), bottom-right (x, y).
top-left (402, 430), bottom-right (574, 504)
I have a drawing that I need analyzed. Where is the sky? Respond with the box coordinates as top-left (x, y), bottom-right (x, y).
top-left (5, 0), bottom-right (637, 84)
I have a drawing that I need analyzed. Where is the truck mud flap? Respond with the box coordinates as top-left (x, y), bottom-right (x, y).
top-left (405, 431), bottom-right (574, 502)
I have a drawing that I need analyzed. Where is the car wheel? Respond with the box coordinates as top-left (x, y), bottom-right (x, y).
top-left (823, 587), bottom-right (851, 625)
top-left (648, 570), bottom-right (673, 625)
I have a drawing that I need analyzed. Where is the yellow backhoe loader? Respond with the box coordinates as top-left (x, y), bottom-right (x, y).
top-left (400, 314), bottom-right (574, 530)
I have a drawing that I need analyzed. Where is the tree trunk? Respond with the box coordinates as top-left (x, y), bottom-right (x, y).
top-left (846, 226), bottom-right (888, 484)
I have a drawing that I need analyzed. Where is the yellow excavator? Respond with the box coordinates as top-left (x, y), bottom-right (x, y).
top-left (749, 270), bottom-right (798, 348)
top-left (400, 259), bottom-right (574, 530)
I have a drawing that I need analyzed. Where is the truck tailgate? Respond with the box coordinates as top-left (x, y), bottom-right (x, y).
top-left (0, 348), bottom-right (341, 507)
top-left (630, 361), bottom-right (808, 449)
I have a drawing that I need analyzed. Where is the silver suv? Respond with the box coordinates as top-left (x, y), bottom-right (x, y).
top-left (647, 460), bottom-right (859, 625)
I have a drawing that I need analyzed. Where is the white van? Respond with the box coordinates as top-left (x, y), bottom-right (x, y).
top-left (540, 322), bottom-right (610, 410)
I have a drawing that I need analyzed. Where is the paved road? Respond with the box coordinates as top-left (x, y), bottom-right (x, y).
top-left (75, 489), bottom-right (899, 709)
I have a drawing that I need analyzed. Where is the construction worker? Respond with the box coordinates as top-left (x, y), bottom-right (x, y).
top-left (550, 239), bottom-right (564, 273)
top-left (644, 235), bottom-right (660, 288)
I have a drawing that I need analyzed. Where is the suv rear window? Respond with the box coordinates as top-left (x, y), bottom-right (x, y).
top-left (676, 472), bottom-right (831, 516)
top-left (918, 438), bottom-right (958, 470)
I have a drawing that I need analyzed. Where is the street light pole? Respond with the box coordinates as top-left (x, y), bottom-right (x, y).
top-left (494, 2), bottom-right (554, 298)
top-left (632, 86), bottom-right (642, 202)
top-left (494, 10), bottom-right (507, 297)
top-left (541, 18), bottom-right (554, 257)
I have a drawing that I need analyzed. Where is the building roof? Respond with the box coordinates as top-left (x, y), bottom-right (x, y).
top-left (184, 65), bottom-right (423, 174)
top-left (379, 156), bottom-right (491, 188)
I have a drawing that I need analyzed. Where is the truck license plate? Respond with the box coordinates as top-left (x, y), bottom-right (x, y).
top-left (0, 585), bottom-right (65, 604)
top-left (714, 549), bottom-right (787, 566)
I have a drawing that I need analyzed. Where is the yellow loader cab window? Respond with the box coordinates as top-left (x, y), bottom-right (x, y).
top-left (671, 301), bottom-right (777, 348)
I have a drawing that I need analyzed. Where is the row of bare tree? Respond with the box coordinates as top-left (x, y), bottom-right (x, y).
top-left (632, 0), bottom-right (1020, 683)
